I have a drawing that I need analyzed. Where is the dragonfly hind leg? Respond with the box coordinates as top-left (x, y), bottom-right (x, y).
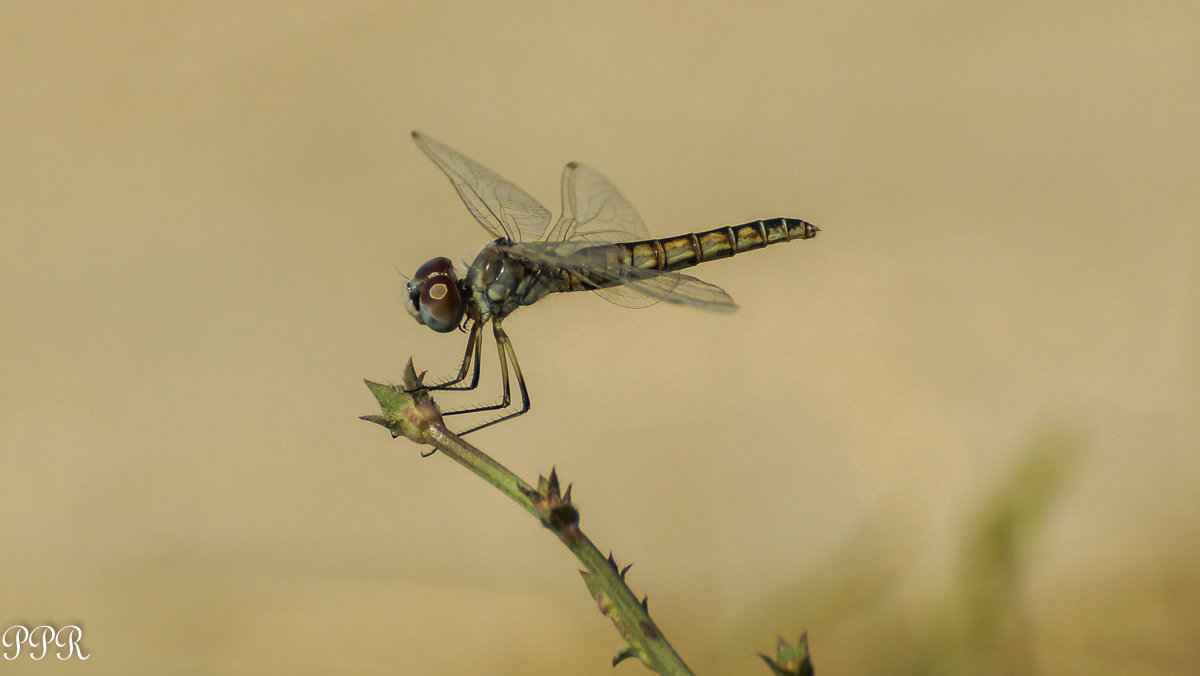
top-left (441, 319), bottom-right (531, 436)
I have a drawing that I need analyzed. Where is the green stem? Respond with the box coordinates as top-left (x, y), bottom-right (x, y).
top-left (363, 360), bottom-right (693, 675)
top-left (423, 424), bottom-right (536, 515)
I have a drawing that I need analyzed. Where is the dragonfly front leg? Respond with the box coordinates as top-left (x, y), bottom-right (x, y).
top-left (443, 320), bottom-right (532, 436)
top-left (422, 320), bottom-right (484, 391)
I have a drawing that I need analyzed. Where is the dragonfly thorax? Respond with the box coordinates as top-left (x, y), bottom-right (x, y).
top-left (466, 242), bottom-right (557, 324)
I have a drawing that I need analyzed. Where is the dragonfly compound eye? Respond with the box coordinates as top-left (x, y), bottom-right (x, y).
top-left (418, 272), bottom-right (464, 332)
top-left (414, 256), bottom-right (454, 280)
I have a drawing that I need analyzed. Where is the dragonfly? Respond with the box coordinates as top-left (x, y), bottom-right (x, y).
top-left (403, 131), bottom-right (819, 435)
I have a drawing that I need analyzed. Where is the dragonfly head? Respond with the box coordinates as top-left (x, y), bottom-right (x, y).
top-left (405, 257), bottom-right (466, 333)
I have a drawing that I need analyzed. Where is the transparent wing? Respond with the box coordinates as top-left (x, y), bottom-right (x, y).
top-left (594, 268), bottom-right (738, 312)
top-left (510, 241), bottom-right (738, 313)
top-left (547, 162), bottom-right (651, 243)
top-left (411, 131), bottom-right (551, 242)
top-left (545, 162), bottom-right (679, 308)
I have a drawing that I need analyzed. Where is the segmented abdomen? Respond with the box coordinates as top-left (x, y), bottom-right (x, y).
top-left (562, 217), bottom-right (818, 292)
top-left (624, 217), bottom-right (818, 272)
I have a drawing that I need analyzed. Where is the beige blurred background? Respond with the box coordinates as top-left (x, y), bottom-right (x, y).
top-left (2, 2), bottom-right (1197, 674)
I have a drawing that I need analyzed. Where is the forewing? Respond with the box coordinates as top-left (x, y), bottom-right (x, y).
top-left (548, 162), bottom-right (651, 243)
top-left (412, 132), bottom-right (551, 242)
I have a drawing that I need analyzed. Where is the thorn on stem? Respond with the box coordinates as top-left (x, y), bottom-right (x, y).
top-left (612, 646), bottom-right (640, 667)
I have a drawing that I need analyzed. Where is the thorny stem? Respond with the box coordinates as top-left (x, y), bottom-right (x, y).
top-left (362, 359), bottom-right (693, 675)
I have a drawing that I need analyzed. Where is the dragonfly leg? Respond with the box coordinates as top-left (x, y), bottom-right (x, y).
top-left (490, 322), bottom-right (531, 420)
top-left (419, 320), bottom-right (484, 392)
top-left (442, 321), bottom-right (512, 416)
top-left (444, 320), bottom-right (532, 436)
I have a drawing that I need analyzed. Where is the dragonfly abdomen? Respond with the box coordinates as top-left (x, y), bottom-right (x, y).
top-left (620, 217), bottom-right (818, 273)
top-left (556, 217), bottom-right (819, 294)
